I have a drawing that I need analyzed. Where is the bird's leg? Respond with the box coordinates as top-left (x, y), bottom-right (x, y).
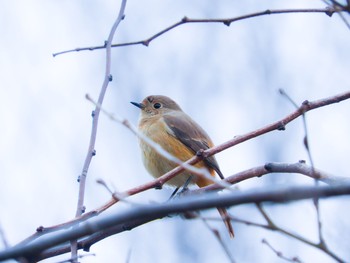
top-left (179, 175), bottom-right (193, 195)
top-left (168, 187), bottom-right (180, 201)
top-left (167, 175), bottom-right (194, 201)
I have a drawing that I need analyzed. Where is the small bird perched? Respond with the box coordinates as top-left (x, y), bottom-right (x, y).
top-left (131, 95), bottom-right (234, 238)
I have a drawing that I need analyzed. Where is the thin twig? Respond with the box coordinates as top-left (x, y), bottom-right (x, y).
top-left (96, 179), bottom-right (133, 204)
top-left (279, 89), bottom-right (326, 254)
top-left (0, 224), bottom-right (9, 249)
top-left (262, 239), bottom-right (303, 263)
top-left (201, 219), bottom-right (236, 263)
top-left (71, 0), bottom-right (128, 261)
top-left (52, 7), bottom-right (341, 56)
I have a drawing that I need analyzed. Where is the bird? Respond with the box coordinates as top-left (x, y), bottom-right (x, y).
top-left (131, 95), bottom-right (234, 238)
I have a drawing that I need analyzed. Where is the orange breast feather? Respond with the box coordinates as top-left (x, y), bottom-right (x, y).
top-left (140, 118), bottom-right (214, 187)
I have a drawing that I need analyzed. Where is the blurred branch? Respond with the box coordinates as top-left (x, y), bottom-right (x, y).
top-left (52, 7), bottom-right (341, 56)
top-left (2, 184), bottom-right (350, 262)
top-left (71, 0), bottom-right (128, 261)
top-left (201, 219), bottom-right (236, 263)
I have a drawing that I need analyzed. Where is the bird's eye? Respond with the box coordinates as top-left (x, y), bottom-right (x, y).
top-left (153, 103), bottom-right (162, 109)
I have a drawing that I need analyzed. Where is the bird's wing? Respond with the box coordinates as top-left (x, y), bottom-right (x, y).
top-left (163, 113), bottom-right (224, 179)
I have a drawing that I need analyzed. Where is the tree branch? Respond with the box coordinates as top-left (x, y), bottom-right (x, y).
top-left (71, 0), bottom-right (127, 261)
top-left (52, 7), bottom-right (341, 56)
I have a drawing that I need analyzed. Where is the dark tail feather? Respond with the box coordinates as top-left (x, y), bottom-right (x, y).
top-left (217, 207), bottom-right (234, 238)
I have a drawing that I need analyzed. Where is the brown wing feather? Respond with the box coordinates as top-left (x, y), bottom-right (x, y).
top-left (163, 113), bottom-right (224, 179)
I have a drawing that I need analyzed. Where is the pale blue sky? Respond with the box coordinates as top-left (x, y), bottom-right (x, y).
top-left (1, 1), bottom-right (350, 262)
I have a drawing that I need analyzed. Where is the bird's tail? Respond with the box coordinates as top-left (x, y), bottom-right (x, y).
top-left (217, 207), bottom-right (234, 238)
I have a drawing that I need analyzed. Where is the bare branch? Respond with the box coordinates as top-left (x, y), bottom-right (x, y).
top-left (71, 0), bottom-right (128, 260)
top-left (52, 7), bottom-right (342, 56)
top-left (0, 224), bottom-right (9, 249)
top-left (201, 219), bottom-right (236, 263)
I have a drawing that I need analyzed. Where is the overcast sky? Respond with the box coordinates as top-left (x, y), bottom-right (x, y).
top-left (1, 0), bottom-right (350, 262)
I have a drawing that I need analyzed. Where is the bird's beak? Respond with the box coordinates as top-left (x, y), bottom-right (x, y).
top-left (130, 101), bottom-right (145, 109)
